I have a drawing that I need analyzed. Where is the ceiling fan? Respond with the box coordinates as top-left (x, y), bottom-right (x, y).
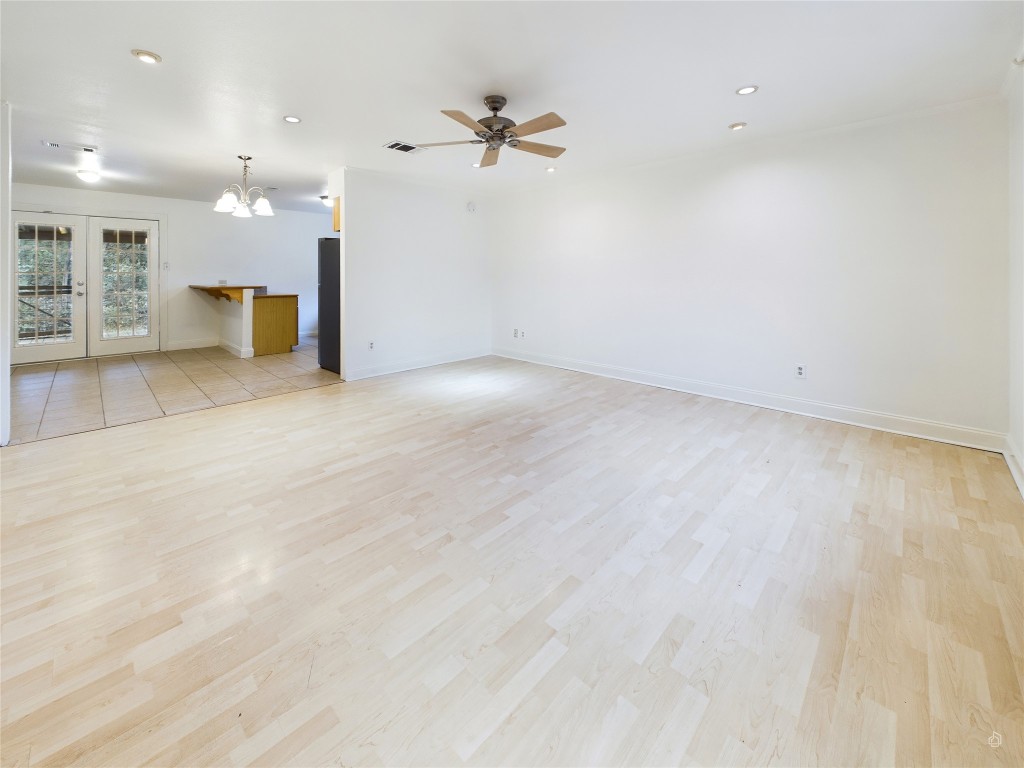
top-left (416, 95), bottom-right (566, 168)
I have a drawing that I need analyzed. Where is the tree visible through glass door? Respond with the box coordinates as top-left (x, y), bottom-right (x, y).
top-left (88, 217), bottom-right (160, 357)
top-left (12, 213), bottom-right (88, 364)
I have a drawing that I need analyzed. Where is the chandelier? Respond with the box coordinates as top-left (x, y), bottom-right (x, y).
top-left (214, 155), bottom-right (274, 218)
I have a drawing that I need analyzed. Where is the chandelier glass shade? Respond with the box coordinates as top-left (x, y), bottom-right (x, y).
top-left (214, 155), bottom-right (274, 217)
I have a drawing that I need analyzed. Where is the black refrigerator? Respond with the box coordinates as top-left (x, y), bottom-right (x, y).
top-left (318, 237), bottom-right (341, 374)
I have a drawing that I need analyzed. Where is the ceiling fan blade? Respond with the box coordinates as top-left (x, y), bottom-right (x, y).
top-left (442, 110), bottom-right (489, 134)
top-left (479, 146), bottom-right (500, 167)
top-left (507, 112), bottom-right (566, 138)
top-left (415, 140), bottom-right (484, 147)
top-left (509, 140), bottom-right (566, 158)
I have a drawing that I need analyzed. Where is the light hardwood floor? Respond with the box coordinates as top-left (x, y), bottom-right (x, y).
top-left (1, 356), bottom-right (1021, 767)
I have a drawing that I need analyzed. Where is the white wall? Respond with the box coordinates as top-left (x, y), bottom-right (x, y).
top-left (487, 100), bottom-right (1010, 450)
top-left (1, 103), bottom-right (12, 446)
top-left (1008, 62), bottom-right (1024, 488)
top-left (341, 168), bottom-right (490, 380)
top-left (10, 184), bottom-right (333, 349)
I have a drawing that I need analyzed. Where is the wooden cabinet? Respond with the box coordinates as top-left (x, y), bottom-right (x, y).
top-left (190, 285), bottom-right (298, 357)
top-left (253, 295), bottom-right (299, 356)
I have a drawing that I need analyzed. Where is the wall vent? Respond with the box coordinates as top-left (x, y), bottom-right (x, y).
top-left (41, 140), bottom-right (99, 153)
top-left (383, 140), bottom-right (425, 154)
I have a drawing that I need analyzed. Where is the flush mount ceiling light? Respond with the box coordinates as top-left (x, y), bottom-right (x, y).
top-left (76, 148), bottom-right (102, 182)
top-left (729, 122), bottom-right (747, 131)
top-left (735, 85), bottom-right (758, 95)
top-left (283, 115), bottom-right (302, 124)
top-left (471, 163), bottom-right (481, 168)
top-left (131, 49), bottom-right (161, 64)
top-left (319, 195), bottom-right (333, 208)
top-left (214, 155), bottom-right (274, 218)
top-left (546, 167), bottom-right (556, 173)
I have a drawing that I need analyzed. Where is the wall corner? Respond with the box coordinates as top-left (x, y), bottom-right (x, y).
top-left (1, 101), bottom-right (12, 446)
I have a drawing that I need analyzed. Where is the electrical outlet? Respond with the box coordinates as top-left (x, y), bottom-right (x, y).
top-left (521, 330), bottom-right (526, 340)
top-left (795, 364), bottom-right (807, 379)
top-left (513, 328), bottom-right (519, 339)
top-left (368, 341), bottom-right (375, 351)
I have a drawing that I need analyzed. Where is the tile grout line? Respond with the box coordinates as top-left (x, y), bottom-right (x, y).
top-left (22, 364), bottom-right (56, 442)
top-left (100, 355), bottom-right (154, 426)
top-left (37, 360), bottom-right (104, 439)
top-left (169, 355), bottom-right (217, 410)
top-left (185, 351), bottom-right (256, 400)
top-left (97, 358), bottom-right (109, 428)
top-left (36, 363), bottom-right (58, 439)
top-left (170, 350), bottom-right (255, 404)
top-left (202, 349), bottom-right (304, 399)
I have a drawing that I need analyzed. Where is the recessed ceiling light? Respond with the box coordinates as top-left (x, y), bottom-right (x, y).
top-left (320, 195), bottom-right (333, 208)
top-left (471, 163), bottom-right (480, 168)
top-left (546, 167), bottom-right (556, 173)
top-left (76, 170), bottom-right (101, 183)
top-left (283, 115), bottom-right (302, 124)
top-left (729, 122), bottom-right (747, 131)
top-left (131, 49), bottom-right (161, 64)
top-left (736, 85), bottom-right (758, 95)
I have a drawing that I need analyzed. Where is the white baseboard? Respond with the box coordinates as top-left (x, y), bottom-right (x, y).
top-left (345, 348), bottom-right (490, 381)
top-left (493, 348), bottom-right (1008, 454)
top-left (163, 337), bottom-right (219, 351)
top-left (1005, 435), bottom-right (1024, 499)
top-left (220, 341), bottom-right (254, 359)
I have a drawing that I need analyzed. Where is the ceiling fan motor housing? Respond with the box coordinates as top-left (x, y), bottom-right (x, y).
top-left (478, 96), bottom-right (518, 145)
top-left (477, 114), bottom-right (516, 138)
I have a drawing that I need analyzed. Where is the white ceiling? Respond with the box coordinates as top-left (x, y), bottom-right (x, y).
top-left (2, 1), bottom-right (1021, 214)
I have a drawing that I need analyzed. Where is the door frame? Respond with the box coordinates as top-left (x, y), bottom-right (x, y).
top-left (11, 202), bottom-right (169, 360)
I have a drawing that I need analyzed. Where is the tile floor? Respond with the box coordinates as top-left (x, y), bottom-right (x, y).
top-left (8, 340), bottom-right (340, 444)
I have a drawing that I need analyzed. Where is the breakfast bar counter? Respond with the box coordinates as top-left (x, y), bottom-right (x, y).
top-left (189, 285), bottom-right (298, 357)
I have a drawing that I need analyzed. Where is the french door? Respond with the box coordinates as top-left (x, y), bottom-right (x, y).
top-left (13, 212), bottom-right (160, 364)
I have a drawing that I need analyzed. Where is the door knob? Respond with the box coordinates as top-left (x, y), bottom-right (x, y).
top-left (77, 281), bottom-right (84, 286)
top-left (76, 290), bottom-right (84, 296)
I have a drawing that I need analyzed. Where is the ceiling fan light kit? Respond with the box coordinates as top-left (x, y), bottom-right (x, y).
top-left (416, 95), bottom-right (567, 168)
top-left (214, 155), bottom-right (274, 218)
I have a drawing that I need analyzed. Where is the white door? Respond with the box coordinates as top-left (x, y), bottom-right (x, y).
top-left (11, 213), bottom-right (159, 363)
top-left (12, 213), bottom-right (88, 364)
top-left (87, 218), bottom-right (160, 356)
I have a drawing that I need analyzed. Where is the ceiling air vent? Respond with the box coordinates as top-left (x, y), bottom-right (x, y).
top-left (41, 140), bottom-right (100, 153)
top-left (383, 140), bottom-right (425, 154)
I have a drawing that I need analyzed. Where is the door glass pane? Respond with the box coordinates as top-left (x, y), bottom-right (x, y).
top-left (15, 223), bottom-right (75, 347)
top-left (100, 228), bottom-right (151, 338)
